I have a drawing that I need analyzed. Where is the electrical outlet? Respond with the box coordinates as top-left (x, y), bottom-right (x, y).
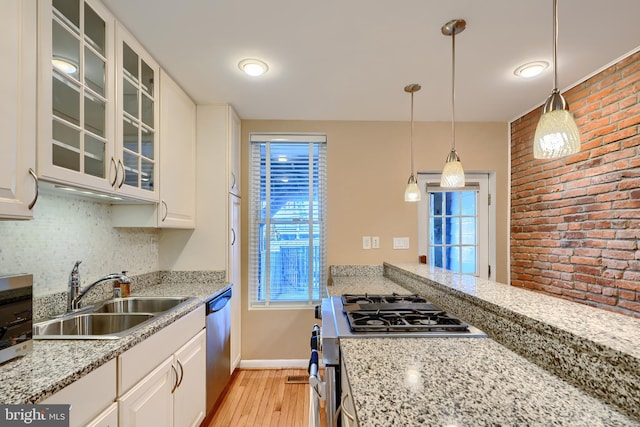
top-left (393, 237), bottom-right (410, 250)
top-left (372, 236), bottom-right (380, 249)
top-left (362, 236), bottom-right (371, 249)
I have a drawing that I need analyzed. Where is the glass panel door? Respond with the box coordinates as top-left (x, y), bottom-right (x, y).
top-left (118, 35), bottom-right (157, 194)
top-left (50, 0), bottom-right (108, 179)
top-left (418, 173), bottom-right (491, 279)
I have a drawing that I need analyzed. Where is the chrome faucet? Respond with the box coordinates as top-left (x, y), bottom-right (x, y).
top-left (68, 261), bottom-right (131, 311)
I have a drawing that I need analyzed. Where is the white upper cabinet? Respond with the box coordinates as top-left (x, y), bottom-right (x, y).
top-left (157, 70), bottom-right (196, 227)
top-left (37, 0), bottom-right (118, 195)
top-left (114, 23), bottom-right (159, 202)
top-left (36, 0), bottom-right (160, 202)
top-left (111, 69), bottom-right (196, 228)
top-left (229, 107), bottom-right (241, 197)
top-left (0, 0), bottom-right (37, 219)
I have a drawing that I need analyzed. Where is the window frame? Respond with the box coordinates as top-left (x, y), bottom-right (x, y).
top-left (248, 133), bottom-right (327, 309)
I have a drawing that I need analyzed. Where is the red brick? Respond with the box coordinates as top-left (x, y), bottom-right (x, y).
top-left (588, 294), bottom-right (618, 305)
top-left (613, 199), bottom-right (640, 209)
top-left (618, 290), bottom-right (637, 301)
top-left (602, 249), bottom-right (636, 260)
top-left (619, 178), bottom-right (640, 190)
top-left (608, 240), bottom-right (638, 250)
top-left (618, 300), bottom-right (640, 312)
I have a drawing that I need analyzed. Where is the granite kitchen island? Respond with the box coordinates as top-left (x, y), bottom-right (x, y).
top-left (328, 264), bottom-right (640, 426)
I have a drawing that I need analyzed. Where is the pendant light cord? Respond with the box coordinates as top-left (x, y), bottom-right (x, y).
top-left (410, 90), bottom-right (415, 175)
top-left (552, 0), bottom-right (558, 90)
top-left (451, 27), bottom-right (456, 152)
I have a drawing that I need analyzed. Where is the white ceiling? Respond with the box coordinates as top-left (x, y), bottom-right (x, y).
top-left (103, 0), bottom-right (640, 122)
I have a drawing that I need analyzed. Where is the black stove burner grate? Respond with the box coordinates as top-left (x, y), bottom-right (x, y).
top-left (341, 293), bottom-right (429, 305)
top-left (341, 293), bottom-right (471, 333)
top-left (346, 309), bottom-right (470, 333)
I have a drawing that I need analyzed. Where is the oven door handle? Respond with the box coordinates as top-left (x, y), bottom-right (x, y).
top-left (308, 349), bottom-right (325, 427)
top-left (310, 324), bottom-right (320, 351)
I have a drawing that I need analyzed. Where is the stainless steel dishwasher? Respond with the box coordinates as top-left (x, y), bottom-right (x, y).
top-left (205, 286), bottom-right (232, 415)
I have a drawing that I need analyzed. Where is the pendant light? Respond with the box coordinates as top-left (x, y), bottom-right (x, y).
top-left (404, 84), bottom-right (422, 202)
top-left (533, 0), bottom-right (580, 159)
top-left (440, 19), bottom-right (466, 188)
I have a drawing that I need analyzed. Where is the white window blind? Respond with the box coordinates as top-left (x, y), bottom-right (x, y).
top-left (248, 133), bottom-right (327, 308)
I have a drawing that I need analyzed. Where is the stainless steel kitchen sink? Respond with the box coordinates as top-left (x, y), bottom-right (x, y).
top-left (33, 296), bottom-right (198, 339)
top-left (92, 296), bottom-right (191, 314)
top-left (33, 313), bottom-right (155, 339)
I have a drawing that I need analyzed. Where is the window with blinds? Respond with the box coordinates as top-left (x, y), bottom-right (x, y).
top-left (248, 133), bottom-right (327, 308)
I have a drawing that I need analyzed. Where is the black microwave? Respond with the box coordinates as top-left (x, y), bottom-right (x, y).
top-left (0, 274), bottom-right (33, 364)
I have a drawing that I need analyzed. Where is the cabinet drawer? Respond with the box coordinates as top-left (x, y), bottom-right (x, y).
top-left (118, 305), bottom-right (204, 396)
top-left (41, 358), bottom-right (116, 427)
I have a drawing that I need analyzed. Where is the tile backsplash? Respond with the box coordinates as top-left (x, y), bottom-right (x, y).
top-left (0, 192), bottom-right (160, 297)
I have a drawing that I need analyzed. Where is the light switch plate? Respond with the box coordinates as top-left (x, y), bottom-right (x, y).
top-left (393, 237), bottom-right (410, 249)
top-left (372, 236), bottom-right (380, 249)
top-left (362, 236), bottom-right (371, 249)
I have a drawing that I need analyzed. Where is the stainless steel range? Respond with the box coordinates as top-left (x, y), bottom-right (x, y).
top-left (308, 293), bottom-right (486, 426)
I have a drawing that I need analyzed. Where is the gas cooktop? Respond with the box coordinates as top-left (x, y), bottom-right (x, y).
top-left (339, 293), bottom-right (477, 334)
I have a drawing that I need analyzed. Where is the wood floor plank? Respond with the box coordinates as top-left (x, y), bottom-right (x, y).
top-left (207, 368), bottom-right (315, 427)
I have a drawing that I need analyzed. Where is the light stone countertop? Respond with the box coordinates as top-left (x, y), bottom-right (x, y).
top-left (327, 275), bottom-right (410, 296)
top-left (388, 263), bottom-right (640, 359)
top-left (0, 281), bottom-right (229, 404)
top-left (329, 266), bottom-right (639, 426)
top-left (340, 337), bottom-right (638, 427)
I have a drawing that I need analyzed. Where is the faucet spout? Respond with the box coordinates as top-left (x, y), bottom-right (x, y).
top-left (67, 263), bottom-right (131, 311)
top-left (68, 261), bottom-right (82, 311)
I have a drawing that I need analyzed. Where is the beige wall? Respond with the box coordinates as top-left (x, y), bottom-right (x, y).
top-left (240, 119), bottom-right (509, 361)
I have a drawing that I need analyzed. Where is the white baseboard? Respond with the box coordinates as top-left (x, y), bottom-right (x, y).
top-left (239, 359), bottom-right (309, 369)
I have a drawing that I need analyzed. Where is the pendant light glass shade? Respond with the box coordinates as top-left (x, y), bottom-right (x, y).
top-left (405, 175), bottom-right (421, 202)
top-left (441, 149), bottom-right (465, 188)
top-left (533, 0), bottom-right (580, 159)
top-left (440, 19), bottom-right (466, 188)
top-left (533, 108), bottom-right (580, 158)
top-left (404, 84), bottom-right (421, 202)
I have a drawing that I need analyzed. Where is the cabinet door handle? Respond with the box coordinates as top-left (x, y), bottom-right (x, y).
top-left (28, 168), bottom-right (38, 210)
top-left (230, 172), bottom-right (236, 190)
top-left (176, 359), bottom-right (184, 388)
top-left (117, 160), bottom-right (126, 188)
top-left (171, 363), bottom-right (179, 394)
top-left (109, 158), bottom-right (118, 187)
top-left (231, 228), bottom-right (236, 246)
top-left (341, 393), bottom-right (356, 424)
top-left (161, 200), bottom-right (168, 222)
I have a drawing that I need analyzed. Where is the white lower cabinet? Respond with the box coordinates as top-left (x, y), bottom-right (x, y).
top-left (118, 306), bottom-right (206, 427)
top-left (86, 403), bottom-right (118, 427)
top-left (340, 359), bottom-right (359, 427)
top-left (119, 330), bottom-right (205, 427)
top-left (41, 359), bottom-right (116, 427)
top-left (118, 357), bottom-right (174, 427)
top-left (173, 330), bottom-right (207, 427)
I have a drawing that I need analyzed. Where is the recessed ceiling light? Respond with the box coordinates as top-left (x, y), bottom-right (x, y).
top-left (52, 57), bottom-right (78, 74)
top-left (514, 61), bottom-right (549, 78)
top-left (238, 58), bottom-right (268, 77)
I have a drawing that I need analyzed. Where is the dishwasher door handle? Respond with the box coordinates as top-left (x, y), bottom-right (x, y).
top-left (207, 288), bottom-right (232, 314)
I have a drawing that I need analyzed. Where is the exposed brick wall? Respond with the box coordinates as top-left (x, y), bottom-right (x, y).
top-left (510, 50), bottom-right (640, 318)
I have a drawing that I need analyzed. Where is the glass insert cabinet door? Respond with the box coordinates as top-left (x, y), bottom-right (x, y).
top-left (115, 24), bottom-right (159, 200)
top-left (38, 0), bottom-right (116, 192)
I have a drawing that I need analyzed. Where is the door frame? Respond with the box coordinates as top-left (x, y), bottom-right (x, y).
top-left (417, 172), bottom-right (496, 280)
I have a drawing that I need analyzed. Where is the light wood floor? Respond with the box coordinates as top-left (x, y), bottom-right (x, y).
top-left (205, 368), bottom-right (325, 427)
